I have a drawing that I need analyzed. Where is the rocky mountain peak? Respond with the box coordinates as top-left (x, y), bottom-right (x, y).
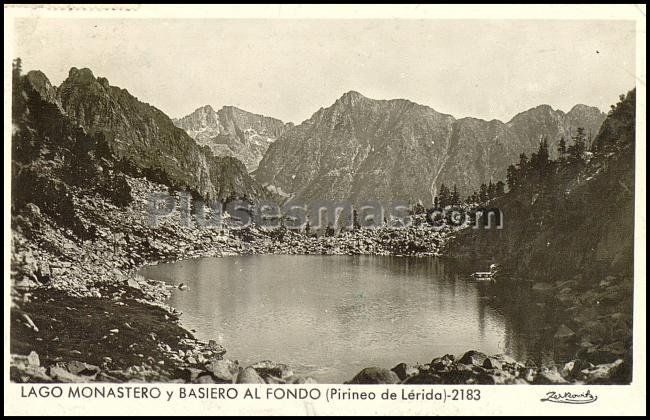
top-left (173, 104), bottom-right (291, 171)
top-left (67, 67), bottom-right (97, 84)
top-left (335, 90), bottom-right (370, 108)
top-left (25, 71), bottom-right (59, 103)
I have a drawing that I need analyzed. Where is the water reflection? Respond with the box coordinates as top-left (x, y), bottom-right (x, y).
top-left (139, 255), bottom-right (565, 382)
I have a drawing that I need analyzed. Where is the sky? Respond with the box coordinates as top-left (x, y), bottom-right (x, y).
top-left (13, 18), bottom-right (637, 124)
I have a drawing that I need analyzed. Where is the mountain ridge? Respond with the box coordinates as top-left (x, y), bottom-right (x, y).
top-left (254, 90), bottom-right (606, 204)
top-left (51, 67), bottom-right (267, 202)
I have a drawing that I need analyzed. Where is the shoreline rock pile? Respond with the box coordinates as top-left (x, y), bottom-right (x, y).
top-left (347, 350), bottom-right (629, 385)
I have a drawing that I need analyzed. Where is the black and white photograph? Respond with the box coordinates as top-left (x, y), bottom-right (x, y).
top-left (4, 4), bottom-right (646, 416)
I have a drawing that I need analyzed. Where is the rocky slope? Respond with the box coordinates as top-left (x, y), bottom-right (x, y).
top-left (173, 105), bottom-right (292, 171)
top-left (55, 67), bottom-right (267, 202)
top-left (254, 91), bottom-right (605, 203)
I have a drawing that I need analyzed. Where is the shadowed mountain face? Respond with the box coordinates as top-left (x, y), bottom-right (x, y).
top-left (173, 105), bottom-right (293, 171)
top-left (54, 67), bottom-right (267, 202)
top-left (446, 89), bottom-right (635, 281)
top-left (254, 91), bottom-right (606, 204)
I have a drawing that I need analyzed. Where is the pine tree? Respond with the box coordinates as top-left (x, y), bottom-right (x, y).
top-left (479, 183), bottom-right (489, 202)
top-left (451, 185), bottom-right (460, 205)
top-left (568, 127), bottom-right (587, 162)
top-left (438, 184), bottom-right (451, 208)
top-left (495, 180), bottom-right (505, 196)
top-left (538, 137), bottom-right (550, 166)
top-left (506, 164), bottom-right (519, 191)
top-left (557, 136), bottom-right (567, 161)
top-left (487, 180), bottom-right (496, 199)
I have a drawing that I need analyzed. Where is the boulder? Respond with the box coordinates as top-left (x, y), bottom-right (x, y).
top-left (236, 367), bottom-right (265, 384)
top-left (250, 361), bottom-right (293, 379)
top-left (204, 359), bottom-right (239, 383)
top-left (402, 372), bottom-right (443, 384)
top-left (482, 357), bottom-right (503, 370)
top-left (264, 375), bottom-right (286, 384)
top-left (458, 350), bottom-right (487, 366)
top-left (22, 314), bottom-right (39, 332)
top-left (195, 374), bottom-right (217, 384)
top-left (127, 277), bottom-right (141, 290)
top-left (491, 354), bottom-right (518, 366)
top-left (583, 359), bottom-right (626, 384)
top-left (207, 340), bottom-right (227, 356)
top-left (176, 367), bottom-right (205, 382)
top-left (430, 354), bottom-right (455, 371)
top-left (561, 359), bottom-right (592, 380)
top-left (533, 367), bottom-right (569, 384)
top-left (27, 351), bottom-right (40, 367)
top-left (391, 362), bottom-right (419, 380)
top-left (348, 367), bottom-right (400, 384)
top-left (66, 360), bottom-right (100, 377)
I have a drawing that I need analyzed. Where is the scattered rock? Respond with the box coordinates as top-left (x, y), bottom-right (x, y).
top-left (482, 357), bottom-right (503, 370)
top-left (583, 359), bottom-right (626, 384)
top-left (195, 374), bottom-right (217, 384)
top-left (533, 367), bottom-right (569, 384)
top-left (27, 351), bottom-right (40, 367)
top-left (236, 367), bottom-right (265, 384)
top-left (264, 375), bottom-right (286, 384)
top-left (22, 314), bottom-right (39, 332)
top-left (458, 350), bottom-right (487, 366)
top-left (430, 354), bottom-right (455, 371)
top-left (561, 359), bottom-right (592, 380)
top-left (391, 362), bottom-right (419, 380)
top-left (66, 361), bottom-right (100, 377)
top-left (250, 360), bottom-right (293, 379)
top-left (175, 367), bottom-right (205, 382)
top-left (402, 372), bottom-right (442, 384)
top-left (348, 367), bottom-right (400, 384)
top-left (204, 359), bottom-right (239, 383)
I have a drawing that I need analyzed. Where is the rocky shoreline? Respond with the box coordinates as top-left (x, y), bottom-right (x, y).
top-left (10, 175), bottom-right (631, 385)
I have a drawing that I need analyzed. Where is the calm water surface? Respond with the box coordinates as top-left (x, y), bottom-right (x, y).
top-left (139, 255), bottom-right (559, 382)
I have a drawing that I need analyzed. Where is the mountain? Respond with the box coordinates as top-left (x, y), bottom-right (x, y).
top-left (55, 67), bottom-right (267, 202)
top-left (253, 91), bottom-right (606, 204)
top-left (173, 105), bottom-right (292, 171)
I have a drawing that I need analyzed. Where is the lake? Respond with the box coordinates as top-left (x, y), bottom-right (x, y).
top-left (139, 255), bottom-right (563, 383)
